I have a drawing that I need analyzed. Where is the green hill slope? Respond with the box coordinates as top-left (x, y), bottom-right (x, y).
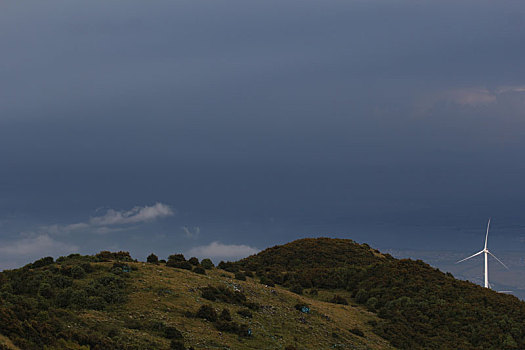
top-left (234, 238), bottom-right (525, 349)
top-left (1, 238), bottom-right (525, 349)
top-left (0, 250), bottom-right (391, 350)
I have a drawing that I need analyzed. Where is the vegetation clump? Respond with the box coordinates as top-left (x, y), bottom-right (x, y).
top-left (349, 328), bottom-right (364, 337)
top-left (167, 254), bottom-right (192, 270)
top-left (193, 266), bottom-right (206, 275)
top-left (236, 308), bottom-right (253, 318)
top-left (188, 257), bottom-right (199, 266)
top-left (196, 304), bottom-right (217, 322)
top-left (330, 294), bottom-right (348, 305)
top-left (96, 251), bottom-right (134, 262)
top-left (165, 326), bottom-right (183, 339)
top-left (234, 271), bottom-right (246, 281)
top-left (200, 285), bottom-right (246, 305)
top-left (200, 258), bottom-right (214, 269)
top-left (147, 253), bottom-right (159, 264)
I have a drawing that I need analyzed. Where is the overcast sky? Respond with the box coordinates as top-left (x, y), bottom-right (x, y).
top-left (1, 0), bottom-right (525, 269)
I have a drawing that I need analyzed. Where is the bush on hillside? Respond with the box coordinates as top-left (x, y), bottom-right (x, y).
top-left (330, 294), bottom-right (348, 305)
top-left (234, 272), bottom-right (246, 281)
top-left (147, 254), bottom-right (159, 264)
top-left (193, 266), bottom-right (206, 275)
top-left (196, 305), bottom-right (217, 322)
top-left (219, 308), bottom-right (232, 321)
top-left (165, 326), bottom-right (183, 339)
top-left (201, 258), bottom-right (214, 269)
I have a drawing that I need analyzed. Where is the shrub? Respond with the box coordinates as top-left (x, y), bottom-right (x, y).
top-left (259, 276), bottom-right (275, 287)
top-left (96, 251), bottom-right (133, 262)
top-left (87, 296), bottom-right (106, 310)
top-left (167, 255), bottom-right (192, 270)
top-left (355, 289), bottom-right (368, 304)
top-left (218, 261), bottom-right (238, 272)
top-left (330, 295), bottom-right (348, 305)
top-left (38, 283), bottom-right (54, 299)
top-left (200, 285), bottom-right (247, 305)
top-left (294, 303), bottom-right (310, 312)
top-left (349, 327), bottom-right (364, 337)
top-left (244, 271), bottom-right (254, 278)
top-left (52, 275), bottom-right (73, 288)
top-left (196, 305), bottom-right (217, 322)
top-left (193, 266), bottom-right (206, 275)
top-left (170, 340), bottom-right (185, 350)
top-left (234, 272), bottom-right (246, 281)
top-left (201, 259), bottom-right (214, 269)
top-left (70, 290), bottom-right (88, 308)
top-left (177, 261), bottom-right (193, 270)
top-left (166, 254), bottom-right (186, 266)
top-left (366, 297), bottom-right (378, 311)
top-left (56, 287), bottom-right (73, 308)
top-left (71, 265), bottom-right (86, 279)
top-left (165, 326), bottom-right (183, 339)
top-left (188, 257), bottom-right (199, 266)
top-left (125, 318), bottom-right (143, 330)
top-left (147, 254), bottom-right (159, 264)
top-left (290, 284), bottom-right (303, 295)
top-left (219, 308), bottom-right (232, 321)
top-left (214, 320), bottom-right (250, 337)
top-left (81, 263), bottom-right (94, 273)
top-left (31, 257), bottom-right (54, 269)
top-left (236, 309), bottom-right (252, 318)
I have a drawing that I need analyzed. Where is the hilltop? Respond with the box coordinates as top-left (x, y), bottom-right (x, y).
top-left (1, 238), bottom-right (525, 349)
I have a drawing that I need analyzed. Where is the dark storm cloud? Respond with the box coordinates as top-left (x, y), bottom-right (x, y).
top-left (1, 0), bottom-right (525, 270)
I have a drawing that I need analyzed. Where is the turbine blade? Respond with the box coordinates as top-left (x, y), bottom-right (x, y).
top-left (456, 250), bottom-right (483, 264)
top-left (488, 251), bottom-right (509, 269)
top-left (484, 218), bottom-right (491, 250)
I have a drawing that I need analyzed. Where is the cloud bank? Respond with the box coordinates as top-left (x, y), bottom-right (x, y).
top-left (420, 85), bottom-right (525, 110)
top-left (90, 203), bottom-right (174, 226)
top-left (187, 241), bottom-right (259, 261)
top-left (41, 203), bottom-right (174, 235)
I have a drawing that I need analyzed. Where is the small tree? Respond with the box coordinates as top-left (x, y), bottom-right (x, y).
top-left (170, 340), bottom-right (185, 350)
top-left (165, 326), bottom-right (183, 339)
top-left (201, 259), bottom-right (214, 269)
top-left (219, 308), bottom-right (232, 321)
top-left (196, 305), bottom-right (217, 322)
top-left (188, 257), bottom-right (199, 266)
top-left (166, 254), bottom-right (186, 267)
top-left (234, 272), bottom-right (246, 281)
top-left (193, 266), bottom-right (206, 275)
top-left (71, 265), bottom-right (86, 279)
top-left (147, 254), bottom-right (159, 264)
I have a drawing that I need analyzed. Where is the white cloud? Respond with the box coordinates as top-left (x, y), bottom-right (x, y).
top-left (39, 203), bottom-right (174, 235)
top-left (0, 235), bottom-right (78, 270)
top-left (447, 88), bottom-right (497, 106)
top-left (416, 84), bottom-right (525, 112)
top-left (187, 241), bottom-right (259, 261)
top-left (90, 202), bottom-right (174, 226)
top-left (182, 225), bottom-right (200, 238)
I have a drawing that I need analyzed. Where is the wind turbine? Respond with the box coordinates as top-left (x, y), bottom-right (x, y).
top-left (456, 218), bottom-right (508, 289)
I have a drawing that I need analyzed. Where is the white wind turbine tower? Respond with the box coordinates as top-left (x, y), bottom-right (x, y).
top-left (456, 218), bottom-right (508, 289)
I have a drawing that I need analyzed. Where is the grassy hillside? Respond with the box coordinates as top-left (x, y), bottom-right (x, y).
top-left (233, 238), bottom-right (525, 349)
top-left (0, 250), bottom-right (391, 350)
top-left (2, 237), bottom-right (525, 349)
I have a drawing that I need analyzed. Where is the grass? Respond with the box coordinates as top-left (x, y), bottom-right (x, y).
top-left (74, 261), bottom-right (394, 349)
